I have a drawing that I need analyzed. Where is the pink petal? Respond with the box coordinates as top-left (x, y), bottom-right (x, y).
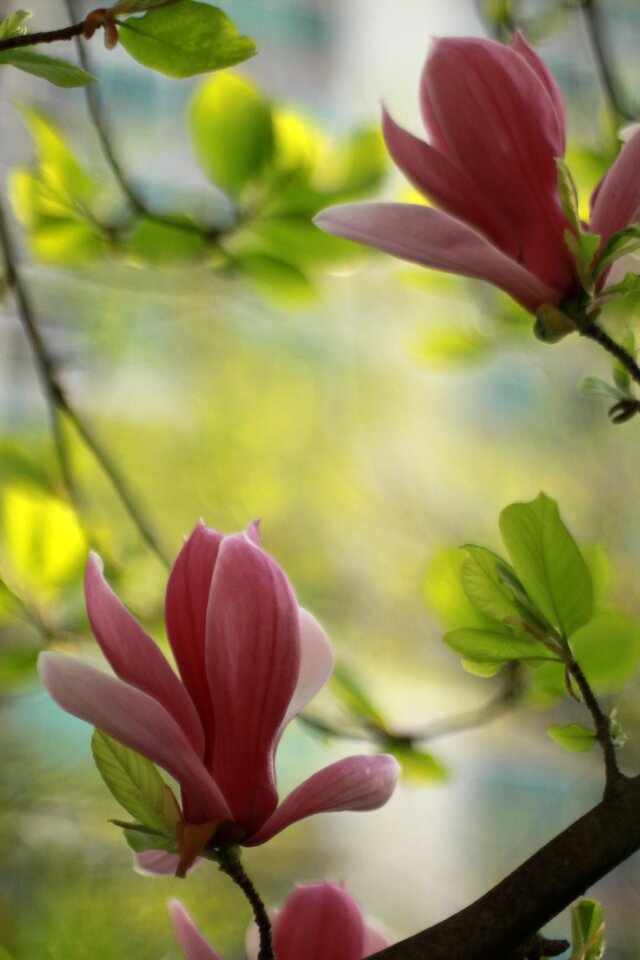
top-left (362, 926), bottom-right (390, 955)
top-left (315, 203), bottom-right (562, 312)
top-left (134, 851), bottom-right (192, 877)
top-left (280, 608), bottom-right (334, 733)
top-left (169, 901), bottom-right (223, 960)
top-left (85, 553), bottom-right (204, 757)
top-left (590, 128), bottom-right (640, 242)
top-left (424, 37), bottom-right (573, 290)
top-left (382, 108), bottom-right (515, 255)
top-left (39, 652), bottom-right (230, 824)
top-left (511, 31), bottom-right (565, 156)
top-left (273, 883), bottom-right (365, 960)
top-left (245, 754), bottom-right (399, 846)
top-left (165, 524), bottom-right (224, 739)
top-left (207, 535), bottom-right (301, 834)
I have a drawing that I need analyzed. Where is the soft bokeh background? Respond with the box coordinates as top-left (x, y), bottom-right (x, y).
top-left (1, 0), bottom-right (640, 957)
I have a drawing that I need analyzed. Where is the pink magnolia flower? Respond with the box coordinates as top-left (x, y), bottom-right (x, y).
top-left (169, 881), bottom-right (389, 960)
top-left (38, 524), bottom-right (398, 872)
top-left (315, 33), bottom-right (640, 314)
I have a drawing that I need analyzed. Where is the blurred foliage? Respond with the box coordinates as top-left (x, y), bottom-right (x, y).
top-left (10, 70), bottom-right (387, 301)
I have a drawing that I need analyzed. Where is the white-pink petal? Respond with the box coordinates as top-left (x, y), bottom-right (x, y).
top-left (38, 652), bottom-right (230, 824)
top-left (169, 901), bottom-right (223, 960)
top-left (245, 754), bottom-right (399, 846)
top-left (315, 203), bottom-right (562, 313)
top-left (85, 553), bottom-right (205, 756)
top-left (591, 128), bottom-right (640, 242)
top-left (280, 608), bottom-right (334, 733)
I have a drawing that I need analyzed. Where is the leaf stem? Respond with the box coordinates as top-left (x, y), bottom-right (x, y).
top-left (580, 320), bottom-right (640, 390)
top-left (0, 196), bottom-right (171, 568)
top-left (566, 657), bottom-right (625, 798)
top-left (217, 850), bottom-right (274, 960)
top-left (0, 22), bottom-right (86, 51)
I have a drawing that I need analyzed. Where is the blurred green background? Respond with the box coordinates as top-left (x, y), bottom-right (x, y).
top-left (2, 0), bottom-right (640, 957)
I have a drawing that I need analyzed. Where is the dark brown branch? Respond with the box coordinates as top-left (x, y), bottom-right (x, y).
top-left (580, 320), bottom-right (640, 389)
top-left (567, 658), bottom-right (624, 797)
top-left (370, 774), bottom-right (640, 960)
top-left (0, 22), bottom-right (85, 51)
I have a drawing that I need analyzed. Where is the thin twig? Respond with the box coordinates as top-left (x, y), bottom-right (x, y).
top-left (580, 320), bottom-right (640, 389)
top-left (0, 22), bottom-right (86, 51)
top-left (217, 851), bottom-right (274, 960)
top-left (0, 196), bottom-right (171, 568)
top-left (579, 0), bottom-right (635, 122)
top-left (567, 657), bottom-right (625, 797)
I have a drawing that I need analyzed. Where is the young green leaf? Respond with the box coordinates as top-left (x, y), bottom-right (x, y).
top-left (570, 611), bottom-right (640, 693)
top-left (499, 493), bottom-right (593, 639)
top-left (547, 723), bottom-right (597, 752)
top-left (0, 10), bottom-right (31, 39)
top-left (444, 627), bottom-right (557, 663)
top-left (570, 899), bottom-right (605, 960)
top-left (331, 665), bottom-right (387, 730)
top-left (118, 2), bottom-right (256, 78)
top-left (593, 222), bottom-right (640, 280)
top-left (189, 72), bottom-right (273, 196)
top-left (91, 729), bottom-right (169, 833)
top-left (580, 376), bottom-right (629, 402)
top-left (0, 50), bottom-right (96, 87)
top-left (385, 742), bottom-right (447, 784)
top-left (122, 827), bottom-right (177, 855)
top-left (460, 545), bottom-right (520, 622)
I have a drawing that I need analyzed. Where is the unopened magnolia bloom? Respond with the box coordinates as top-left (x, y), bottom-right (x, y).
top-left (315, 33), bottom-right (640, 314)
top-left (169, 881), bottom-right (389, 960)
top-left (39, 524), bottom-right (398, 873)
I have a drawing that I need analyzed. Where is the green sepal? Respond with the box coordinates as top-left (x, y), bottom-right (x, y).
top-left (547, 723), bottom-right (596, 752)
top-left (118, 2), bottom-right (256, 78)
top-left (91, 729), bottom-right (170, 833)
top-left (593, 221), bottom-right (640, 281)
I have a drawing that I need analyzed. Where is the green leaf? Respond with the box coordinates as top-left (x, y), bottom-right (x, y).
top-left (122, 828), bottom-right (176, 855)
top-left (580, 376), bottom-right (629, 402)
top-left (234, 252), bottom-right (314, 305)
top-left (499, 493), bottom-right (593, 639)
top-left (529, 612), bottom-right (640, 704)
top-left (548, 723), bottom-right (596, 752)
top-left (386, 742), bottom-right (447, 784)
top-left (189, 72), bottom-right (273, 195)
top-left (594, 221), bottom-right (640, 280)
top-left (91, 729), bottom-right (169, 833)
top-left (119, 2), bottom-right (256, 78)
top-left (126, 217), bottom-right (207, 264)
top-left (0, 644), bottom-right (40, 690)
top-left (556, 158), bottom-right (582, 234)
top-left (108, 0), bottom-right (185, 13)
top-left (0, 50), bottom-right (96, 87)
top-left (444, 627), bottom-right (557, 663)
top-left (571, 899), bottom-right (605, 960)
top-left (460, 545), bottom-right (520, 622)
top-left (331, 665), bottom-right (387, 730)
top-left (600, 271), bottom-right (640, 299)
top-left (410, 325), bottom-right (494, 368)
top-left (423, 546), bottom-right (496, 630)
top-left (0, 10), bottom-right (31, 39)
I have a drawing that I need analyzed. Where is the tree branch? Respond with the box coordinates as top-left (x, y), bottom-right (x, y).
top-left (0, 22), bottom-right (86, 51)
top-left (580, 320), bottom-right (640, 389)
top-left (217, 850), bottom-right (274, 960)
top-left (370, 774), bottom-right (640, 960)
top-left (567, 657), bottom-right (624, 797)
top-left (579, 0), bottom-right (635, 122)
top-left (0, 195), bottom-right (171, 568)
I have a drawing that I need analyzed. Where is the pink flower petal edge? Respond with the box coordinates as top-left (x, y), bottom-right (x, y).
top-left (246, 753), bottom-right (400, 846)
top-left (169, 900), bottom-right (223, 960)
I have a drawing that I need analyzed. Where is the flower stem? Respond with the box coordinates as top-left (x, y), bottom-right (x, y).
top-left (580, 320), bottom-right (640, 389)
top-left (217, 850), bottom-right (275, 960)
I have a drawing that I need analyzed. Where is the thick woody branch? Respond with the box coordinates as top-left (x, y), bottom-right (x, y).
top-left (370, 774), bottom-right (640, 960)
